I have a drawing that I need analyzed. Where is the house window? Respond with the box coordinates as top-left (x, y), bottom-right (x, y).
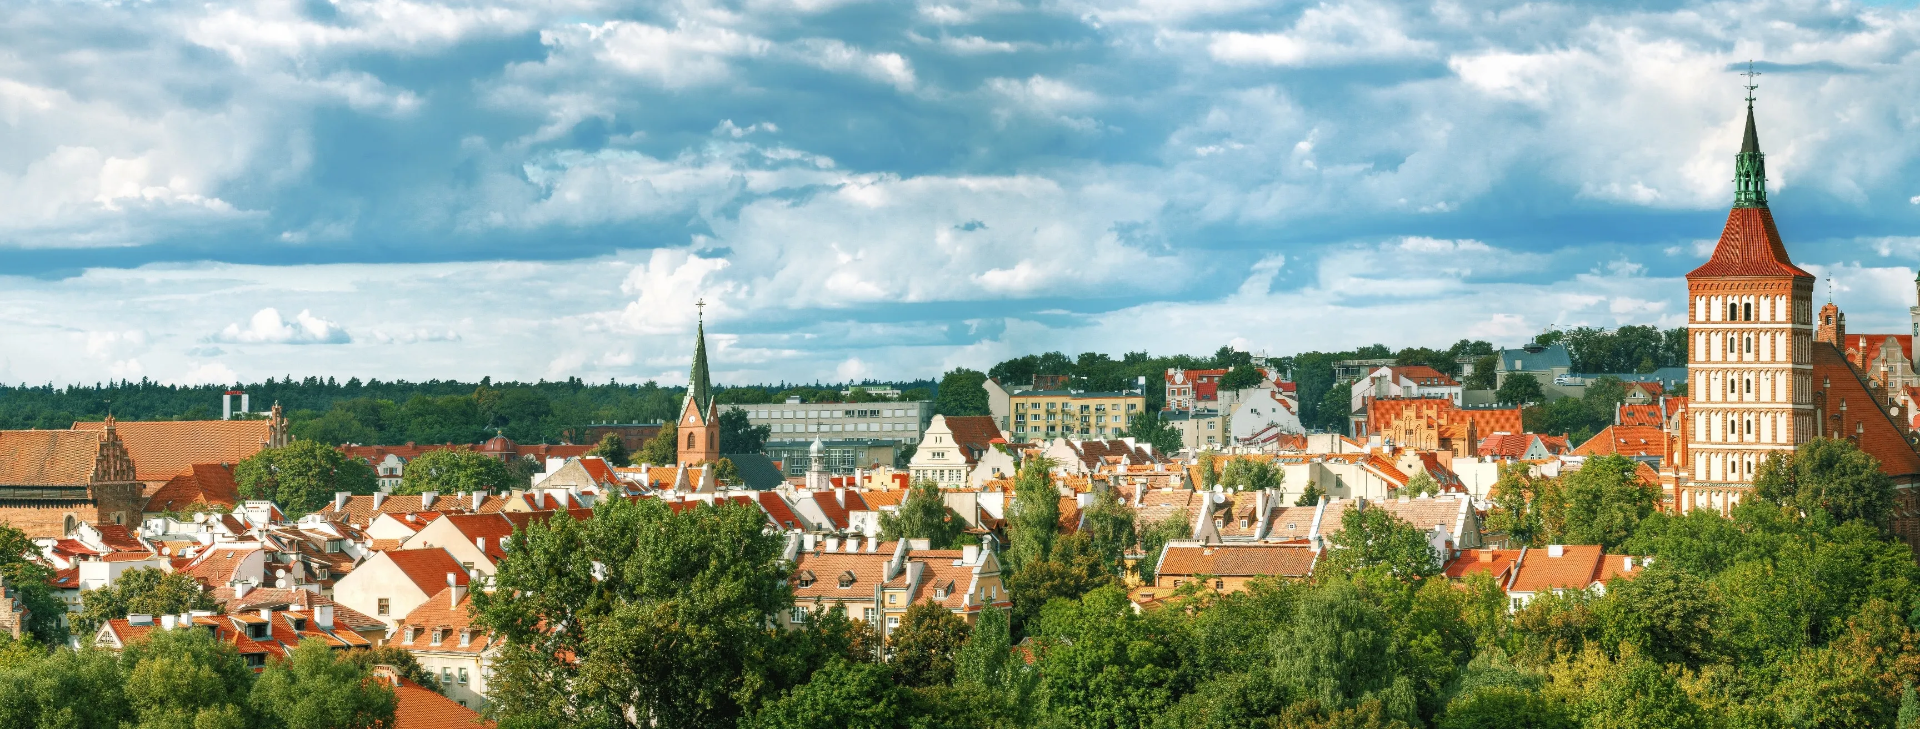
top-left (863, 607), bottom-right (877, 622)
top-left (790, 608), bottom-right (807, 624)
top-left (458, 668), bottom-right (469, 685)
top-left (887, 593), bottom-right (898, 605)
top-left (432, 629), bottom-right (444, 644)
top-left (378, 598), bottom-right (389, 616)
top-left (442, 667), bottom-right (453, 685)
top-left (1214, 580), bottom-right (1224, 590)
top-left (886, 616), bottom-right (900, 630)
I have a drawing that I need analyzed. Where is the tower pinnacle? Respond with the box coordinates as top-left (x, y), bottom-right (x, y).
top-left (1734, 62), bottom-right (1768, 208)
top-left (688, 301), bottom-right (712, 415)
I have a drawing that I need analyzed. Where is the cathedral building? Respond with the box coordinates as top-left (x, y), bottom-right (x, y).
top-left (677, 307), bottom-right (722, 467)
top-left (1679, 95), bottom-right (1920, 536)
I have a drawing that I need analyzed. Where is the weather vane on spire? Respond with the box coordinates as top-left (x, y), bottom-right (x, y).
top-left (696, 298), bottom-right (705, 322)
top-left (1742, 60), bottom-right (1761, 105)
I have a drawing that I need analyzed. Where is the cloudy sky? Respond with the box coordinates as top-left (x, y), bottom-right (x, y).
top-left (5, 0), bottom-right (1920, 388)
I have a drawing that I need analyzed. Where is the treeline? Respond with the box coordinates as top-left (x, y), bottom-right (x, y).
top-left (458, 442), bottom-right (1920, 728)
top-left (1537, 325), bottom-right (1688, 375)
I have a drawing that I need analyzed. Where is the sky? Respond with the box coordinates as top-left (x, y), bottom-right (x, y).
top-left (5, 0), bottom-right (1920, 389)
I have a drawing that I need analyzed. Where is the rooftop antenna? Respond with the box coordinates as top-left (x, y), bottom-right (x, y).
top-left (1742, 60), bottom-right (1761, 106)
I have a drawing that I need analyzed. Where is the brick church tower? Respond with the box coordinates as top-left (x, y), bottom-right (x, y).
top-left (1681, 93), bottom-right (1816, 511)
top-left (677, 305), bottom-right (722, 466)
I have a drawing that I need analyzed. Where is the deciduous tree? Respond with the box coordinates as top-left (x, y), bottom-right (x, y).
top-left (250, 638), bottom-right (395, 729)
top-left (395, 449), bottom-right (514, 496)
top-left (75, 568), bottom-right (219, 635)
top-left (890, 601), bottom-right (972, 687)
top-left (880, 479), bottom-right (964, 549)
top-left (587, 432), bottom-right (631, 467)
top-left (235, 440), bottom-right (378, 516)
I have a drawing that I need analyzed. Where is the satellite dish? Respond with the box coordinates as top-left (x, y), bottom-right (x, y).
top-left (275, 577), bottom-right (289, 589)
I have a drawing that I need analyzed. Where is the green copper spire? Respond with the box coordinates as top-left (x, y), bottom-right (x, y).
top-left (1734, 65), bottom-right (1768, 208)
top-left (688, 300), bottom-right (712, 414)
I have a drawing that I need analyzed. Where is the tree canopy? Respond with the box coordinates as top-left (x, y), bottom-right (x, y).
top-left (233, 440), bottom-right (377, 516)
top-left (394, 449), bottom-right (515, 496)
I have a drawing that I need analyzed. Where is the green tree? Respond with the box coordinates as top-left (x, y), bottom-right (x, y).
top-left (289, 408), bottom-right (378, 446)
top-left (0, 646), bottom-right (130, 727)
top-left (719, 407), bottom-right (771, 454)
top-left (1297, 481), bottom-right (1326, 506)
top-left (473, 497), bottom-right (791, 728)
top-left (1120, 409), bottom-right (1184, 456)
top-left (1219, 457), bottom-right (1283, 492)
top-left (1006, 457), bottom-right (1060, 573)
top-left (1006, 536), bottom-right (1118, 636)
top-left (712, 457), bottom-right (741, 485)
top-left (1033, 586), bottom-right (1193, 728)
top-left (1570, 652), bottom-right (1710, 729)
top-left (75, 567), bottom-right (219, 635)
top-left (234, 439), bottom-right (378, 516)
top-left (121, 625), bottom-right (253, 729)
top-left (890, 600), bottom-right (972, 687)
top-left (1463, 355), bottom-right (1499, 391)
top-left (746, 658), bottom-right (927, 729)
top-left (1495, 373), bottom-right (1544, 406)
top-left (934, 368), bottom-right (992, 417)
top-left (0, 524), bottom-right (68, 644)
top-left (1437, 687), bottom-right (1576, 729)
top-left (1079, 487), bottom-right (1136, 578)
top-left (635, 421), bottom-right (679, 466)
top-left (1755, 437), bottom-right (1897, 530)
top-left (1562, 454), bottom-right (1656, 551)
top-left (341, 646), bottom-right (441, 695)
top-left (395, 449), bottom-right (514, 496)
top-left (1271, 581), bottom-right (1418, 722)
top-left (1403, 471), bottom-right (1439, 498)
top-left (587, 432), bottom-right (631, 467)
top-left (251, 638), bottom-right (396, 729)
top-left (1219, 366), bottom-right (1264, 391)
top-left (1322, 506), bottom-right (1439, 581)
top-left (1594, 568), bottom-right (1719, 668)
top-left (1318, 381), bottom-right (1354, 433)
top-left (1136, 508), bottom-right (1191, 584)
top-left (879, 479), bottom-right (964, 549)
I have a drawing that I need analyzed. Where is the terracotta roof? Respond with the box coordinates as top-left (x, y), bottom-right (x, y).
top-left (1263, 505), bottom-right (1320, 541)
top-left (1813, 342), bottom-right (1920, 477)
top-left (942, 416), bottom-right (1004, 465)
top-left (211, 587), bottom-right (385, 632)
top-left (1616, 404), bottom-right (1666, 427)
top-left (72, 420), bottom-right (273, 481)
top-left (1685, 206), bottom-right (1813, 279)
top-left (758, 492), bottom-right (803, 530)
top-left (1443, 549), bottom-right (1521, 581)
top-left (858, 490), bottom-right (904, 509)
top-left (435, 514), bottom-right (516, 563)
top-left (395, 586), bottom-right (491, 656)
top-left (0, 430), bottom-right (104, 485)
top-left (1851, 334), bottom-right (1917, 371)
top-left (178, 545), bottom-right (261, 587)
top-left (1158, 544), bottom-right (1316, 578)
top-left (1509, 545), bottom-right (1604, 593)
top-left (1365, 399), bottom-right (1521, 440)
top-left (383, 549), bottom-right (471, 595)
top-left (145, 464), bottom-right (241, 513)
top-left (1572, 425), bottom-right (1669, 462)
top-left (791, 550), bottom-right (891, 601)
top-left (906, 551), bottom-right (1001, 611)
top-left (93, 524), bottom-right (146, 552)
top-left (1389, 365), bottom-right (1460, 387)
top-left (379, 672), bottom-right (494, 729)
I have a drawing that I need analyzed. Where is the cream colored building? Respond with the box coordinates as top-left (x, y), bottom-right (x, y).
top-left (1008, 389), bottom-right (1147, 442)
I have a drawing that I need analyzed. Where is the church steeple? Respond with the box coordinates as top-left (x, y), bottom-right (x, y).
top-left (687, 300), bottom-right (713, 415)
top-left (1734, 68), bottom-right (1768, 208)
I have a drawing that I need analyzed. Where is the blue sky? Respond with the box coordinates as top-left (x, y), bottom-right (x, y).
top-left (5, 0), bottom-right (1920, 388)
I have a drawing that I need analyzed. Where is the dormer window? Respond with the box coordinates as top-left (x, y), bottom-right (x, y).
top-left (459, 629), bottom-right (473, 647)
top-left (248, 622), bottom-right (268, 640)
top-left (404, 626), bottom-right (417, 643)
top-left (796, 570), bottom-right (815, 588)
top-left (838, 571), bottom-right (856, 588)
top-left (431, 628), bottom-right (444, 644)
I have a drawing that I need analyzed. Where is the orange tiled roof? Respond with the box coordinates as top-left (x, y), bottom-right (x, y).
top-left (72, 420), bottom-right (273, 481)
top-left (380, 671), bottom-right (495, 729)
top-left (1509, 545), bottom-right (1604, 593)
top-left (145, 464), bottom-right (241, 513)
top-left (1685, 206), bottom-right (1813, 279)
top-left (1813, 342), bottom-right (1920, 477)
top-left (384, 549), bottom-right (470, 595)
top-left (396, 586), bottom-right (491, 655)
top-left (1158, 544), bottom-right (1316, 578)
top-left (0, 430), bottom-right (103, 485)
top-left (1444, 549), bottom-right (1521, 581)
top-left (1572, 425), bottom-right (1669, 461)
top-left (1615, 404), bottom-right (1666, 427)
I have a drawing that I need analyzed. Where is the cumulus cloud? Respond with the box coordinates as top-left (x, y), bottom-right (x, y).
top-left (214, 308), bottom-right (351, 344)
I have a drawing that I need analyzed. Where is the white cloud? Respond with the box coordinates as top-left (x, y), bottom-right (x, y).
top-left (214, 308), bottom-right (352, 344)
top-left (174, 361), bottom-right (239, 387)
top-left (1209, 3), bottom-right (1435, 67)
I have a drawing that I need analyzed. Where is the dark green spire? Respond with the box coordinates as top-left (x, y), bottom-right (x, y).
top-left (688, 305), bottom-right (712, 413)
top-left (1734, 70), bottom-right (1768, 208)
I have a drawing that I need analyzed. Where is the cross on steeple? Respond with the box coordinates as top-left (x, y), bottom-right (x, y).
top-left (1741, 60), bottom-right (1761, 105)
top-left (696, 298), bottom-right (705, 322)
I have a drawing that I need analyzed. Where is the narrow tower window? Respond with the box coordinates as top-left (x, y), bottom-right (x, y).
top-left (1744, 303), bottom-right (1752, 321)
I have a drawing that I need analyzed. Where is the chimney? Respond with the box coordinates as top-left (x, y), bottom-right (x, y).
top-left (316, 605), bottom-right (334, 630)
top-left (234, 582), bottom-right (251, 599)
top-left (421, 492), bottom-right (438, 511)
top-left (222, 393), bottom-right (232, 421)
top-left (475, 536), bottom-right (486, 553)
top-left (372, 492), bottom-right (387, 510)
top-left (472, 491), bottom-right (485, 510)
top-left (803, 534), bottom-right (817, 552)
top-left (866, 537), bottom-right (877, 553)
top-left (1623, 556), bottom-right (1634, 572)
top-left (1478, 548), bottom-right (1492, 563)
top-left (1547, 544), bottom-right (1564, 558)
top-left (845, 537), bottom-right (858, 553)
top-left (834, 487), bottom-right (847, 508)
top-left (448, 573), bottom-right (466, 607)
top-left (161, 615), bottom-right (177, 630)
top-left (825, 537), bottom-right (840, 553)
top-left (334, 492), bottom-right (350, 511)
top-left (241, 393), bottom-right (250, 415)
top-left (129, 614), bottom-right (153, 626)
top-left (963, 545), bottom-right (980, 564)
top-left (259, 608), bottom-right (273, 626)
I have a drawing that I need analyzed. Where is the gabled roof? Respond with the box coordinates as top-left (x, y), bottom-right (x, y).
top-left (381, 549), bottom-right (470, 595)
top-left (1158, 543), bottom-right (1316, 578)
top-left (72, 419), bottom-right (273, 481)
top-left (435, 514), bottom-right (516, 563)
top-left (1686, 205), bottom-right (1812, 279)
top-left (1615, 404), bottom-right (1666, 427)
top-left (941, 416), bottom-right (1004, 465)
top-left (1572, 425), bottom-right (1669, 461)
top-left (145, 464), bottom-right (241, 513)
top-left (0, 430), bottom-right (105, 485)
top-left (1509, 545), bottom-right (1604, 593)
top-left (377, 670), bottom-right (495, 729)
top-left (1444, 548), bottom-right (1521, 582)
top-left (1813, 342), bottom-right (1920, 477)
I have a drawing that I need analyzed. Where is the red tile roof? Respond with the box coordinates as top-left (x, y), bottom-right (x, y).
top-left (1813, 342), bottom-right (1920, 477)
top-left (942, 416), bottom-right (1004, 465)
top-left (1509, 545), bottom-right (1604, 593)
top-left (435, 514), bottom-right (516, 563)
top-left (1850, 334), bottom-right (1916, 369)
top-left (1158, 544), bottom-right (1316, 578)
top-left (1572, 425), bottom-right (1669, 462)
top-left (1685, 206), bottom-right (1813, 279)
top-left (383, 549), bottom-right (470, 595)
top-left (379, 671), bottom-right (494, 729)
top-left (71, 420), bottom-right (274, 481)
top-left (0, 430), bottom-right (105, 485)
top-left (145, 464), bottom-right (241, 513)
top-left (1444, 548), bottom-right (1521, 582)
top-left (758, 492), bottom-right (803, 530)
top-left (1615, 404), bottom-right (1666, 427)
top-left (1390, 365), bottom-right (1460, 387)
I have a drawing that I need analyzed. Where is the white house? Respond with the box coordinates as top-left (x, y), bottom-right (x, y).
top-left (331, 547), bottom-right (470, 631)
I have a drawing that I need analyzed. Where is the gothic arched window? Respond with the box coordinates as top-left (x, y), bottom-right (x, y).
top-left (687, 432), bottom-right (697, 448)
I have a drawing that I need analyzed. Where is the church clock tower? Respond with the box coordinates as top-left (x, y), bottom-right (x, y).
top-left (677, 303), bottom-right (722, 466)
top-left (1681, 86), bottom-right (1816, 512)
